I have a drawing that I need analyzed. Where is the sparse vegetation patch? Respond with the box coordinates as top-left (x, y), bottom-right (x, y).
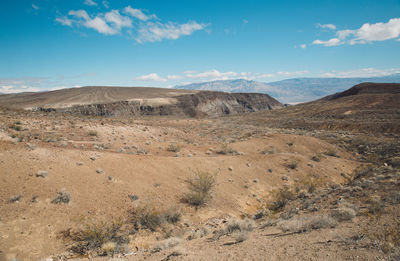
top-left (182, 171), bottom-right (215, 207)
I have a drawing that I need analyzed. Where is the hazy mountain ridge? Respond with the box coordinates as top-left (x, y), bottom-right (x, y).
top-left (176, 74), bottom-right (400, 103)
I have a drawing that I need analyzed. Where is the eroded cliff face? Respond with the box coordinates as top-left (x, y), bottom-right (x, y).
top-left (46, 91), bottom-right (283, 117)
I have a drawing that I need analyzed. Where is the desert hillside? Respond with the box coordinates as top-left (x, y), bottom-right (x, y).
top-left (235, 82), bottom-right (400, 134)
top-left (0, 87), bottom-right (283, 118)
top-left (0, 83), bottom-right (399, 261)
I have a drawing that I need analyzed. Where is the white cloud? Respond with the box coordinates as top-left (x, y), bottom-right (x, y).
top-left (102, 1), bottom-right (109, 8)
top-left (0, 77), bottom-right (46, 94)
top-left (183, 70), bottom-right (198, 74)
top-left (317, 23), bottom-right (336, 30)
top-left (136, 21), bottom-right (207, 43)
top-left (55, 17), bottom-right (73, 26)
top-left (135, 73), bottom-right (167, 82)
top-left (321, 67), bottom-right (400, 78)
top-left (312, 38), bottom-right (342, 46)
top-left (56, 6), bottom-right (208, 43)
top-left (83, 16), bottom-right (117, 35)
top-left (300, 44), bottom-right (307, 49)
top-left (167, 75), bottom-right (183, 80)
top-left (184, 69), bottom-right (237, 80)
top-left (277, 70), bottom-right (310, 76)
top-left (255, 73), bottom-right (275, 79)
top-left (32, 4), bottom-right (39, 10)
top-left (105, 10), bottom-right (132, 30)
top-left (124, 6), bottom-right (155, 21)
top-left (68, 10), bottom-right (90, 20)
top-left (350, 18), bottom-right (400, 43)
top-left (65, 9), bottom-right (132, 35)
top-left (84, 0), bottom-right (97, 6)
top-left (0, 86), bottom-right (40, 94)
top-left (313, 18), bottom-right (400, 46)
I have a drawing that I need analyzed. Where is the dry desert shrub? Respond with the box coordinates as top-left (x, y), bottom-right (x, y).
top-left (216, 144), bottom-right (239, 155)
top-left (294, 173), bottom-right (326, 194)
top-left (182, 171), bottom-right (215, 207)
top-left (167, 144), bottom-right (181, 152)
top-left (330, 207), bottom-right (356, 221)
top-left (129, 203), bottom-right (182, 231)
top-left (267, 186), bottom-right (296, 213)
top-left (368, 219), bottom-right (400, 260)
top-left (88, 130), bottom-right (98, 137)
top-left (324, 147), bottom-right (340, 157)
top-left (62, 220), bottom-right (129, 257)
top-left (152, 237), bottom-right (182, 253)
top-left (279, 215), bottom-right (337, 233)
top-left (214, 218), bottom-right (256, 242)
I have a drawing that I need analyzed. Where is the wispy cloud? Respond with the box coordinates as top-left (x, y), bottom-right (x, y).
top-left (56, 5), bottom-right (208, 43)
top-left (277, 70), bottom-right (310, 77)
top-left (183, 69), bottom-right (237, 80)
top-left (321, 68), bottom-right (400, 78)
top-left (135, 73), bottom-right (167, 82)
top-left (84, 0), bottom-right (97, 6)
top-left (0, 77), bottom-right (46, 94)
top-left (124, 6), bottom-right (156, 21)
top-left (312, 38), bottom-right (342, 46)
top-left (136, 21), bottom-right (208, 43)
top-left (300, 44), bottom-right (307, 49)
top-left (134, 69), bottom-right (312, 84)
top-left (32, 4), bottom-right (39, 10)
top-left (313, 18), bottom-right (400, 46)
top-left (317, 23), bottom-right (336, 30)
top-left (104, 10), bottom-right (132, 30)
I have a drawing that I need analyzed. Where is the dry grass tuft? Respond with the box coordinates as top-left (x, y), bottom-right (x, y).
top-left (214, 218), bottom-right (256, 242)
top-left (279, 215), bottom-right (338, 233)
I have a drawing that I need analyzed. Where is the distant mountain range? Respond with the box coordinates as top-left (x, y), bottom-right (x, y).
top-left (175, 74), bottom-right (400, 104)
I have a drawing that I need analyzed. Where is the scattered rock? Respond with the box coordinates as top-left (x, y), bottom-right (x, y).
top-left (9, 195), bottom-right (22, 203)
top-left (282, 175), bottom-right (289, 181)
top-left (31, 195), bottom-right (38, 203)
top-left (228, 166), bottom-right (233, 171)
top-left (96, 168), bottom-right (104, 174)
top-left (76, 162), bottom-right (84, 166)
top-left (253, 178), bottom-right (259, 183)
top-left (129, 194), bottom-right (139, 201)
top-left (36, 170), bottom-right (48, 178)
top-left (51, 191), bottom-right (70, 204)
top-left (27, 143), bottom-right (36, 150)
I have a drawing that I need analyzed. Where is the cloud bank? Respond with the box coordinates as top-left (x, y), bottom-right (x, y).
top-left (313, 18), bottom-right (400, 46)
top-left (56, 5), bottom-right (208, 43)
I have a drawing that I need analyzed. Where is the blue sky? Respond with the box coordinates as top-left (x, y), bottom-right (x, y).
top-left (1, 0), bottom-right (400, 93)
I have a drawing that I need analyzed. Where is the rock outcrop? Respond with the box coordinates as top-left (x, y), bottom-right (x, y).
top-left (55, 91), bottom-right (283, 117)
